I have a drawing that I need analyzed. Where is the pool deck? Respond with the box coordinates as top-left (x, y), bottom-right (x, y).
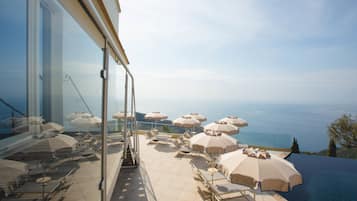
top-left (110, 135), bottom-right (287, 201)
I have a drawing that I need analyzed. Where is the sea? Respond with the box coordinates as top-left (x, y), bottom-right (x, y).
top-left (137, 100), bottom-right (357, 152)
top-left (1, 98), bottom-right (357, 152)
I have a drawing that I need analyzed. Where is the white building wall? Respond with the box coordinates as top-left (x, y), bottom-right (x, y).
top-left (103, 0), bottom-right (120, 32)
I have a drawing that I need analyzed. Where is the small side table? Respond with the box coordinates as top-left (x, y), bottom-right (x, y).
top-left (36, 176), bottom-right (51, 201)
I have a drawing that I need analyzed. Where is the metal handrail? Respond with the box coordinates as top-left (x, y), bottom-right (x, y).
top-left (64, 74), bottom-right (94, 116)
top-left (80, 0), bottom-right (139, 163)
top-left (77, 3), bottom-right (139, 201)
top-left (0, 98), bottom-right (26, 116)
top-left (131, 80), bottom-right (139, 164)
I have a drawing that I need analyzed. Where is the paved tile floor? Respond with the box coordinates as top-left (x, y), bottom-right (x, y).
top-left (110, 167), bottom-right (156, 201)
top-left (111, 135), bottom-right (287, 201)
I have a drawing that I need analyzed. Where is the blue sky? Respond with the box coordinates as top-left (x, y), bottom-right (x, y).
top-left (120, 0), bottom-right (357, 104)
top-left (0, 1), bottom-right (27, 101)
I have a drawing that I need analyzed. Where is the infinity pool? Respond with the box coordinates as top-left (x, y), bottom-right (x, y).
top-left (281, 154), bottom-right (357, 201)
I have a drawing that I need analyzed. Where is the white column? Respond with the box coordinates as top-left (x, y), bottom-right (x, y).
top-left (27, 0), bottom-right (41, 134)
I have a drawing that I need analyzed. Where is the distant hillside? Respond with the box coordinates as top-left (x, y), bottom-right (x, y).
top-left (317, 148), bottom-right (357, 159)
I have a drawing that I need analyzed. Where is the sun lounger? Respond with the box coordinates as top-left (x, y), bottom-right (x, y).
top-left (176, 148), bottom-right (212, 160)
top-left (150, 129), bottom-right (159, 136)
top-left (107, 135), bottom-right (124, 143)
top-left (107, 141), bottom-right (124, 146)
top-left (14, 180), bottom-right (61, 194)
top-left (174, 147), bottom-right (192, 157)
top-left (198, 169), bottom-right (227, 183)
top-left (196, 181), bottom-right (212, 201)
top-left (9, 181), bottom-right (60, 201)
top-left (214, 183), bottom-right (251, 193)
top-left (180, 146), bottom-right (191, 153)
top-left (155, 135), bottom-right (168, 141)
top-left (1, 198), bottom-right (41, 201)
top-left (70, 148), bottom-right (96, 160)
top-left (179, 152), bottom-right (213, 165)
top-left (80, 149), bottom-right (96, 157)
top-left (181, 136), bottom-right (190, 146)
top-left (175, 146), bottom-right (197, 158)
top-left (147, 135), bottom-right (170, 145)
top-left (210, 180), bottom-right (256, 201)
top-left (45, 166), bottom-right (76, 182)
top-left (171, 139), bottom-right (181, 148)
top-left (191, 163), bottom-right (256, 201)
top-left (28, 167), bottom-right (47, 176)
top-left (91, 140), bottom-right (101, 151)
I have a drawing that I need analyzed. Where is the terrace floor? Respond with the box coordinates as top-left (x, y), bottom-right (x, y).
top-left (110, 135), bottom-right (287, 201)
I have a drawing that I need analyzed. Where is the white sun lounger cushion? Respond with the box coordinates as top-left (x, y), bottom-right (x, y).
top-left (214, 183), bottom-right (251, 194)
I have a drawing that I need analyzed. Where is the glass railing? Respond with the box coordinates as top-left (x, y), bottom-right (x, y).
top-left (0, 1), bottom-right (138, 201)
top-left (1, 1), bottom-right (103, 200)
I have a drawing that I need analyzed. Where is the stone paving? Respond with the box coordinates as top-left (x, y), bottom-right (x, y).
top-left (111, 135), bottom-right (287, 201)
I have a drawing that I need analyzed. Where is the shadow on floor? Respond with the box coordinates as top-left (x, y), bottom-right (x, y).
top-left (153, 143), bottom-right (177, 153)
top-left (110, 162), bottom-right (157, 201)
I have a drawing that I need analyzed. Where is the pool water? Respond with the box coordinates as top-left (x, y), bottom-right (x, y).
top-left (281, 154), bottom-right (357, 201)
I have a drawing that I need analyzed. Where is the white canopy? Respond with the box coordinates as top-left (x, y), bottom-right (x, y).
top-left (112, 111), bottom-right (135, 120)
top-left (11, 116), bottom-right (44, 133)
top-left (218, 149), bottom-right (302, 192)
top-left (189, 132), bottom-right (238, 154)
top-left (0, 160), bottom-right (28, 193)
top-left (0, 159), bottom-right (28, 173)
top-left (204, 121), bottom-right (239, 135)
top-left (22, 134), bottom-right (78, 154)
top-left (15, 116), bottom-right (44, 125)
top-left (144, 112), bottom-right (168, 121)
top-left (66, 112), bottom-right (92, 121)
top-left (173, 116), bottom-right (200, 128)
top-left (220, 116), bottom-right (248, 127)
top-left (183, 113), bottom-right (207, 122)
top-left (70, 116), bottom-right (101, 129)
top-left (41, 122), bottom-right (64, 133)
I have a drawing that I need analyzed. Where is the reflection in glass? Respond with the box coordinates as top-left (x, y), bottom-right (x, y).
top-left (0, 0), bottom-right (27, 137)
top-left (108, 57), bottom-right (125, 134)
top-left (106, 56), bottom-right (125, 195)
top-left (0, 1), bottom-right (105, 201)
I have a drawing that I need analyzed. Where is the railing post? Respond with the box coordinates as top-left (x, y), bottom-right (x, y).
top-left (132, 80), bottom-right (139, 165)
top-left (100, 40), bottom-right (109, 201)
top-left (123, 72), bottom-right (128, 159)
top-left (130, 85), bottom-right (135, 162)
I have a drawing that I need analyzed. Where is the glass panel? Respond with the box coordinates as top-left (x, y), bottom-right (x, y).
top-left (106, 56), bottom-right (125, 194)
top-left (60, 2), bottom-right (102, 201)
top-left (127, 79), bottom-right (135, 148)
top-left (0, 1), bottom-right (104, 201)
top-left (107, 57), bottom-right (125, 134)
top-left (0, 0), bottom-right (27, 137)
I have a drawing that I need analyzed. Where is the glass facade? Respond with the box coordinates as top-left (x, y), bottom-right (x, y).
top-left (0, 0), bottom-right (27, 136)
top-left (108, 57), bottom-right (126, 134)
top-left (106, 56), bottom-right (126, 196)
top-left (0, 1), bottom-right (133, 201)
